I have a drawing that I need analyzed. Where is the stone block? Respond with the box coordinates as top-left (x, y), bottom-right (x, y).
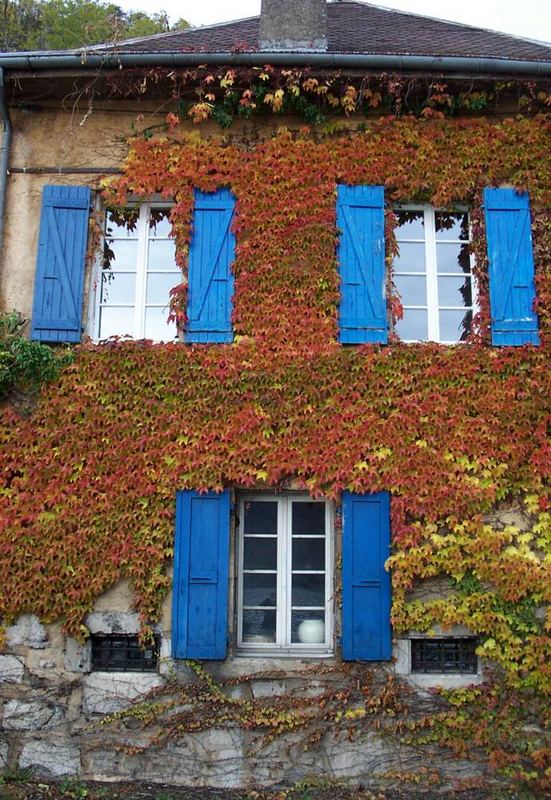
top-left (82, 672), bottom-right (164, 715)
top-left (251, 680), bottom-right (287, 698)
top-left (6, 615), bottom-right (48, 649)
top-left (0, 738), bottom-right (8, 768)
top-left (64, 638), bottom-right (91, 673)
top-left (3, 699), bottom-right (65, 731)
top-left (85, 611), bottom-right (140, 635)
top-left (0, 655), bottom-right (24, 683)
top-left (19, 740), bottom-right (80, 777)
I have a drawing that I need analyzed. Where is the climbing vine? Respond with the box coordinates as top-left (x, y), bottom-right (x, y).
top-left (1, 110), bottom-right (550, 793)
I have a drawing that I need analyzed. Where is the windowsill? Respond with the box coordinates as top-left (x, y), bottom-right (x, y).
top-left (235, 648), bottom-right (334, 659)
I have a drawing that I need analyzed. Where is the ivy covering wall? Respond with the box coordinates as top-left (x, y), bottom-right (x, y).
top-left (0, 110), bottom-right (550, 793)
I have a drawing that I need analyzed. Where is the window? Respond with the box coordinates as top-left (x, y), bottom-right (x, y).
top-left (393, 207), bottom-right (476, 343)
top-left (91, 634), bottom-right (159, 672)
top-left (237, 495), bottom-right (333, 653)
top-left (95, 205), bottom-right (180, 341)
top-left (411, 637), bottom-right (477, 674)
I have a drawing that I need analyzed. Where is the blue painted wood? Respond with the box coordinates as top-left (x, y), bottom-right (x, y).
top-left (342, 491), bottom-right (391, 661)
top-left (172, 489), bottom-right (230, 659)
top-left (337, 185), bottom-right (387, 344)
top-left (483, 188), bottom-right (539, 346)
top-left (31, 185), bottom-right (91, 343)
top-left (185, 189), bottom-right (235, 344)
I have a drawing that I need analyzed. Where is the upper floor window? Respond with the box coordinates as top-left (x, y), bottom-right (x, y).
top-left (95, 205), bottom-right (180, 342)
top-left (393, 207), bottom-right (475, 344)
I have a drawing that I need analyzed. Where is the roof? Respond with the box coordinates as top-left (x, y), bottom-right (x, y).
top-left (92, 1), bottom-right (551, 63)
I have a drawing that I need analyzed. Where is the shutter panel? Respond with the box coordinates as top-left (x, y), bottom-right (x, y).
top-left (483, 188), bottom-right (539, 346)
top-left (342, 491), bottom-right (391, 661)
top-left (337, 185), bottom-right (387, 344)
top-left (31, 185), bottom-right (91, 343)
top-left (172, 490), bottom-right (230, 659)
top-left (185, 188), bottom-right (235, 343)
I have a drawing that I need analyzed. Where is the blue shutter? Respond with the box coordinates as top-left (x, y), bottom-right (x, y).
top-left (172, 490), bottom-right (230, 659)
top-left (337, 185), bottom-right (387, 344)
top-left (185, 188), bottom-right (235, 343)
top-left (31, 185), bottom-right (91, 342)
top-left (483, 188), bottom-right (539, 346)
top-left (342, 491), bottom-right (391, 661)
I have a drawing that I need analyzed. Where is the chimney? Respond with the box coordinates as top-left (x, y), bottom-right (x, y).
top-left (259, 0), bottom-right (328, 52)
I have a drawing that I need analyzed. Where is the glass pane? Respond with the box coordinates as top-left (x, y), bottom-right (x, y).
top-left (106, 209), bottom-right (139, 237)
top-left (242, 609), bottom-right (276, 643)
top-left (244, 501), bottom-right (278, 535)
top-left (147, 239), bottom-right (177, 269)
top-left (101, 272), bottom-right (136, 305)
top-left (146, 273), bottom-right (181, 304)
top-left (144, 307), bottom-right (178, 342)
top-left (98, 306), bottom-right (135, 339)
top-left (438, 276), bottom-right (472, 307)
top-left (436, 242), bottom-right (471, 274)
top-left (395, 309), bottom-right (428, 341)
top-left (292, 502), bottom-right (325, 536)
top-left (148, 209), bottom-right (172, 237)
top-left (243, 573), bottom-right (277, 607)
top-left (243, 537), bottom-right (277, 571)
top-left (292, 574), bottom-right (325, 607)
top-left (106, 239), bottom-right (138, 271)
top-left (293, 538), bottom-right (325, 571)
top-left (291, 610), bottom-right (325, 644)
top-left (396, 210), bottom-right (424, 238)
top-left (394, 274), bottom-right (427, 306)
top-left (435, 212), bottom-right (468, 241)
top-left (439, 309), bottom-right (472, 342)
top-left (393, 242), bottom-right (426, 273)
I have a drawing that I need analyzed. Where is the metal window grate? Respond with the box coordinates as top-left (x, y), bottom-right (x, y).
top-left (411, 637), bottom-right (477, 674)
top-left (91, 635), bottom-right (159, 672)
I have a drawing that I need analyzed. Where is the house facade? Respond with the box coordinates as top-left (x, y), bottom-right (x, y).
top-left (0, 1), bottom-right (550, 792)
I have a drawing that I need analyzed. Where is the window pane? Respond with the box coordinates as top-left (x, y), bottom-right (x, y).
top-left (395, 309), bottom-right (428, 341)
top-left (147, 239), bottom-right (177, 269)
top-left (243, 573), bottom-right (277, 607)
top-left (394, 274), bottom-right (427, 306)
top-left (291, 610), bottom-right (325, 644)
top-left (436, 242), bottom-right (471, 274)
top-left (98, 306), bottom-right (135, 339)
top-left (393, 242), bottom-right (426, 273)
top-left (292, 574), bottom-right (325, 607)
top-left (106, 209), bottom-right (139, 237)
top-left (292, 502), bottom-right (325, 536)
top-left (144, 308), bottom-right (178, 342)
top-left (439, 309), bottom-right (472, 342)
top-left (148, 209), bottom-right (172, 237)
top-left (244, 537), bottom-right (277, 571)
top-left (396, 210), bottom-right (424, 238)
top-left (244, 501), bottom-right (278, 535)
top-left (293, 538), bottom-right (325, 571)
top-left (106, 239), bottom-right (138, 270)
top-left (438, 276), bottom-right (472, 307)
top-left (242, 609), bottom-right (276, 643)
top-left (435, 212), bottom-right (468, 241)
top-left (101, 272), bottom-right (136, 305)
top-left (146, 273), bottom-right (181, 304)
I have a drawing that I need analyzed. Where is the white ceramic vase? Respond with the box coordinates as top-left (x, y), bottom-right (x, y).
top-left (297, 618), bottom-right (325, 644)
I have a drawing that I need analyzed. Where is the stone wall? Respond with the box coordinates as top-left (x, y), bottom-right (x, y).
top-left (0, 577), bottom-right (490, 789)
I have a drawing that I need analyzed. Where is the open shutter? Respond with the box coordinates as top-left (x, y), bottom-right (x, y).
top-left (337, 185), bottom-right (387, 344)
top-left (185, 188), bottom-right (235, 343)
top-left (342, 491), bottom-right (391, 661)
top-left (31, 185), bottom-right (91, 342)
top-left (172, 490), bottom-right (230, 659)
top-left (483, 188), bottom-right (539, 346)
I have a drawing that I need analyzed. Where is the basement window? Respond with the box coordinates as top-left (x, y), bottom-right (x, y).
top-left (91, 634), bottom-right (159, 672)
top-left (411, 637), bottom-right (478, 674)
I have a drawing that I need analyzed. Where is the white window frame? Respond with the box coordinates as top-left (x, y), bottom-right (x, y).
top-left (237, 494), bottom-right (334, 656)
top-left (90, 203), bottom-right (180, 342)
top-left (394, 205), bottom-right (478, 344)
